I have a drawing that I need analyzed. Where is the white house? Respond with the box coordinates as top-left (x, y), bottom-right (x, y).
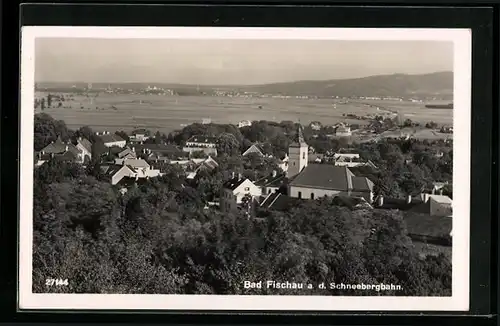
top-left (220, 174), bottom-right (262, 213)
top-left (185, 135), bottom-right (218, 148)
top-left (104, 158), bottom-right (162, 185)
top-left (428, 195), bottom-right (453, 217)
top-left (75, 137), bottom-right (92, 163)
top-left (238, 120), bottom-right (252, 128)
top-left (129, 129), bottom-right (150, 142)
top-left (97, 131), bottom-right (127, 148)
top-left (335, 124), bottom-right (352, 137)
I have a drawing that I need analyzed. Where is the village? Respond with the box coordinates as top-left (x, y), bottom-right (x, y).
top-left (34, 114), bottom-right (453, 259)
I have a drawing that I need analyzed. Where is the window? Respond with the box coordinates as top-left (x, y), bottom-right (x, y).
top-left (298, 191), bottom-right (302, 199)
top-left (244, 187), bottom-right (250, 191)
top-left (311, 193), bottom-right (315, 200)
top-left (302, 152), bottom-right (305, 159)
top-left (293, 162), bottom-right (296, 166)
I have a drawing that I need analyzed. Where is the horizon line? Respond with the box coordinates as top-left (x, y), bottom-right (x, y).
top-left (35, 70), bottom-right (453, 87)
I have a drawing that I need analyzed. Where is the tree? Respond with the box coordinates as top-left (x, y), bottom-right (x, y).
top-left (216, 133), bottom-right (240, 157)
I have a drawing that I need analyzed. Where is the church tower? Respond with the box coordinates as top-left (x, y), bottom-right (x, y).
top-left (287, 124), bottom-right (308, 178)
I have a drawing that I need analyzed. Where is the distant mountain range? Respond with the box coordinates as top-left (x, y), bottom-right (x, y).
top-left (36, 71), bottom-right (453, 98)
top-left (237, 71), bottom-right (453, 98)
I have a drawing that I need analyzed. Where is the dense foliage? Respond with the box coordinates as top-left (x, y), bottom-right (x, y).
top-left (32, 114), bottom-right (452, 295)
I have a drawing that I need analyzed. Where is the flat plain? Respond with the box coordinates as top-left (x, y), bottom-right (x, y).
top-left (35, 92), bottom-right (453, 134)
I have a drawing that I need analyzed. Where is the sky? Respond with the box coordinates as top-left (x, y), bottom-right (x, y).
top-left (35, 38), bottom-right (453, 85)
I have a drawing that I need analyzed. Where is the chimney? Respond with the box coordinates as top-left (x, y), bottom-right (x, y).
top-left (78, 137), bottom-right (82, 142)
top-left (65, 145), bottom-right (69, 152)
top-left (132, 147), bottom-right (135, 152)
top-left (406, 195), bottom-right (412, 204)
top-left (431, 187), bottom-right (436, 195)
top-left (376, 195), bottom-right (384, 207)
top-left (231, 171), bottom-right (235, 179)
top-left (238, 173), bottom-right (242, 180)
top-left (272, 170), bottom-right (277, 177)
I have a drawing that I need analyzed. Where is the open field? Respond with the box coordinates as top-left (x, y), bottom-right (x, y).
top-left (35, 92), bottom-right (453, 133)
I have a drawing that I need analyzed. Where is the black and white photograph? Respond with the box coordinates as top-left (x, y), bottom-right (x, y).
top-left (19, 27), bottom-right (471, 311)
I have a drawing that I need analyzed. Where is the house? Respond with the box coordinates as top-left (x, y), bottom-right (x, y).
top-left (242, 143), bottom-right (269, 157)
top-left (129, 128), bottom-right (150, 142)
top-left (286, 125), bottom-right (374, 202)
top-left (238, 120), bottom-right (252, 128)
top-left (428, 195), bottom-right (453, 217)
top-left (37, 136), bottom-right (92, 165)
top-left (75, 137), bottom-right (92, 163)
top-left (96, 131), bottom-right (126, 148)
top-left (309, 121), bottom-right (322, 131)
top-left (254, 170), bottom-right (287, 195)
top-left (278, 154), bottom-right (289, 172)
top-left (220, 174), bottom-right (262, 213)
top-left (182, 146), bottom-right (218, 157)
top-left (335, 124), bottom-right (352, 137)
top-left (185, 135), bottom-right (217, 148)
top-left (185, 156), bottom-right (219, 180)
top-left (117, 147), bottom-right (137, 160)
top-left (102, 158), bottom-right (162, 185)
top-left (133, 143), bottom-right (185, 159)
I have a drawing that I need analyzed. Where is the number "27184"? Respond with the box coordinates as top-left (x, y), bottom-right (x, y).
top-left (45, 278), bottom-right (69, 286)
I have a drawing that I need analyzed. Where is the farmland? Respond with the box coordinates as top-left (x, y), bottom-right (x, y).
top-left (34, 92), bottom-right (453, 134)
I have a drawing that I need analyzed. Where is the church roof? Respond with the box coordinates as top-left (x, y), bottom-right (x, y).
top-left (289, 164), bottom-right (355, 191)
top-left (289, 124), bottom-right (308, 148)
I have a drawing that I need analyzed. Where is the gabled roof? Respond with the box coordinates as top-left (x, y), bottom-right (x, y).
top-left (186, 135), bottom-right (218, 144)
top-left (99, 133), bottom-right (125, 144)
top-left (77, 137), bottom-right (92, 153)
top-left (118, 147), bottom-right (136, 159)
top-left (121, 158), bottom-right (150, 169)
top-left (289, 164), bottom-right (355, 191)
top-left (41, 136), bottom-right (68, 154)
top-left (242, 143), bottom-right (265, 156)
top-left (255, 172), bottom-right (286, 188)
top-left (222, 177), bottom-right (248, 191)
top-left (352, 176), bottom-right (374, 192)
top-left (259, 192), bottom-right (291, 211)
top-left (428, 195), bottom-right (452, 204)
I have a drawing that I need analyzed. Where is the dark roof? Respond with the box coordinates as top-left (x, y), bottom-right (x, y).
top-left (352, 176), bottom-right (375, 192)
top-left (289, 124), bottom-right (308, 148)
top-left (289, 164), bottom-right (355, 191)
top-left (77, 137), bottom-right (92, 153)
top-left (186, 135), bottom-right (218, 144)
top-left (131, 128), bottom-right (148, 135)
top-left (99, 133), bottom-right (125, 144)
top-left (259, 192), bottom-right (291, 211)
top-left (41, 136), bottom-right (68, 154)
top-left (100, 164), bottom-right (127, 176)
top-left (255, 173), bottom-right (286, 188)
top-left (134, 143), bottom-right (182, 154)
top-left (118, 147), bottom-right (135, 158)
top-left (222, 177), bottom-right (247, 191)
top-left (403, 211), bottom-right (452, 238)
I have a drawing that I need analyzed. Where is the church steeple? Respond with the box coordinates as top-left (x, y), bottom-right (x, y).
top-left (290, 123), bottom-right (308, 148)
top-left (287, 123), bottom-right (308, 178)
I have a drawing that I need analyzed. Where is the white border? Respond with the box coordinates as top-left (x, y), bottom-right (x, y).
top-left (19, 27), bottom-right (471, 311)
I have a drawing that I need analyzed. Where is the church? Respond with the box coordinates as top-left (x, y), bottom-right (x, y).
top-left (286, 125), bottom-right (374, 203)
